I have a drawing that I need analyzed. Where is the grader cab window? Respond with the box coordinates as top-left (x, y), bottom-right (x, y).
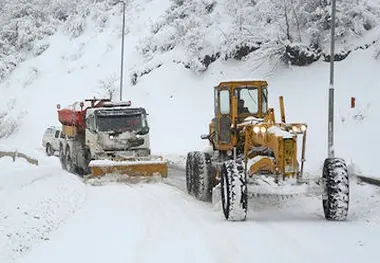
top-left (219, 90), bottom-right (230, 114)
top-left (238, 88), bottom-right (259, 114)
top-left (217, 89), bottom-right (232, 144)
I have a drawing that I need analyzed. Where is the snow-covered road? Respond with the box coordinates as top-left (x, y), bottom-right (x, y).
top-left (2, 156), bottom-right (380, 263)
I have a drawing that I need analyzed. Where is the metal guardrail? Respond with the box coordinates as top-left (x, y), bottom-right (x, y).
top-left (357, 175), bottom-right (380, 186)
top-left (0, 151), bottom-right (39, 166)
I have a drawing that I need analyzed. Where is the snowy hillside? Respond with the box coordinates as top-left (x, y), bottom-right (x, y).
top-left (1, 0), bottom-right (380, 177)
top-left (1, 1), bottom-right (380, 263)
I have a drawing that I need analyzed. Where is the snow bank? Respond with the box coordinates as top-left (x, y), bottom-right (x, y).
top-left (0, 158), bottom-right (86, 262)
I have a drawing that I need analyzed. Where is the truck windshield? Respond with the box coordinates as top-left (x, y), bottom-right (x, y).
top-left (96, 114), bottom-right (143, 132)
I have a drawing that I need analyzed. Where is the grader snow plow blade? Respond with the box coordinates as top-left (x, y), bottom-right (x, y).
top-left (88, 159), bottom-right (168, 178)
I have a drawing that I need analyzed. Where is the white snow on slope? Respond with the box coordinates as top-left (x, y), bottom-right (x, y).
top-left (0, 0), bottom-right (379, 178)
top-left (0, 156), bottom-right (86, 262)
top-left (0, 16), bottom-right (379, 177)
top-left (0, 1), bottom-right (380, 263)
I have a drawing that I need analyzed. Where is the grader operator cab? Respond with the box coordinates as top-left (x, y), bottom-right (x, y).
top-left (186, 80), bottom-right (349, 222)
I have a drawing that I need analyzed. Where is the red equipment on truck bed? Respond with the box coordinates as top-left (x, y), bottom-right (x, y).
top-left (58, 109), bottom-right (86, 129)
top-left (57, 99), bottom-right (112, 129)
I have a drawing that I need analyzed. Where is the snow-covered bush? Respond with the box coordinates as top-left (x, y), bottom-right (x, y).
top-left (96, 74), bottom-right (119, 100)
top-left (140, 0), bottom-right (380, 72)
top-left (0, 115), bottom-right (19, 139)
top-left (0, 100), bottom-right (25, 139)
top-left (139, 0), bottom-right (220, 72)
top-left (0, 0), bottom-right (118, 81)
top-left (283, 42), bottom-right (321, 66)
top-left (374, 41), bottom-right (380, 60)
top-left (130, 64), bottom-right (162, 85)
top-left (64, 12), bottom-right (89, 38)
top-left (0, 54), bottom-right (23, 81)
top-left (32, 41), bottom-right (50, 56)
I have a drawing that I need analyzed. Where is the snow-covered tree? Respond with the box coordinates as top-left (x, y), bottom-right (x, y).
top-left (374, 41), bottom-right (380, 60)
top-left (0, 0), bottom-right (118, 81)
top-left (139, 0), bottom-right (380, 71)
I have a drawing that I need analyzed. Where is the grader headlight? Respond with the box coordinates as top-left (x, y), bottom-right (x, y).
top-left (292, 126), bottom-right (300, 133)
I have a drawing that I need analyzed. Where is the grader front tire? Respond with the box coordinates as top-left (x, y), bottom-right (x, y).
top-left (221, 159), bottom-right (248, 221)
top-left (186, 151), bottom-right (213, 202)
top-left (192, 152), bottom-right (213, 202)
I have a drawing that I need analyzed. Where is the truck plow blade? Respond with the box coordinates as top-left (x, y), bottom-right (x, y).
top-left (88, 159), bottom-right (168, 178)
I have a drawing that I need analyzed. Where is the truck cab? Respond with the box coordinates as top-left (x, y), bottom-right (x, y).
top-left (57, 99), bottom-right (153, 175)
top-left (85, 103), bottom-right (151, 160)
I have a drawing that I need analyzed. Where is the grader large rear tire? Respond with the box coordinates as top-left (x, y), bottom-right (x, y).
top-left (186, 151), bottom-right (213, 202)
top-left (192, 152), bottom-right (213, 202)
top-left (322, 157), bottom-right (349, 221)
top-left (221, 159), bottom-right (248, 221)
top-left (186, 152), bottom-right (195, 194)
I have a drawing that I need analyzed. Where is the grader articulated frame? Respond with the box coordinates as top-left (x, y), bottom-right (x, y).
top-left (185, 80), bottom-right (349, 221)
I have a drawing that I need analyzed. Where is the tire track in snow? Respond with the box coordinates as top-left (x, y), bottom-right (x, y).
top-left (130, 182), bottom-right (241, 263)
top-left (165, 168), bottom-right (326, 262)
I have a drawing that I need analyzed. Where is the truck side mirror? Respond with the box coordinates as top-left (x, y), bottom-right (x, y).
top-left (137, 127), bottom-right (150, 135)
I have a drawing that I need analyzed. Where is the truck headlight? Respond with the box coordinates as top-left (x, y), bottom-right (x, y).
top-left (260, 127), bottom-right (266, 133)
top-left (253, 126), bottom-right (260, 133)
top-left (300, 125), bottom-right (307, 132)
top-left (109, 135), bottom-right (115, 140)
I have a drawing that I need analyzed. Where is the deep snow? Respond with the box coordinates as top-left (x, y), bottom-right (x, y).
top-left (1, 156), bottom-right (380, 263)
top-left (1, 0), bottom-right (380, 262)
top-left (0, 156), bottom-right (86, 263)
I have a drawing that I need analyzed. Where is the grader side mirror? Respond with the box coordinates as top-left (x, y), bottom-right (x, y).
top-left (200, 134), bottom-right (209, 140)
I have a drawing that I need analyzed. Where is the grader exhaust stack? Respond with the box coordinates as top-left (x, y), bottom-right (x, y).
top-left (279, 96), bottom-right (286, 124)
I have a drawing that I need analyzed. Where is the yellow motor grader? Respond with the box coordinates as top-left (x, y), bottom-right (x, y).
top-left (186, 80), bottom-right (349, 221)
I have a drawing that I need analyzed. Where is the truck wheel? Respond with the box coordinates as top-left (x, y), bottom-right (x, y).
top-left (322, 157), bottom-right (349, 221)
top-left (65, 148), bottom-right (75, 174)
top-left (82, 148), bottom-right (92, 175)
top-left (46, 144), bottom-right (53, 156)
top-left (59, 145), bottom-right (66, 170)
top-left (192, 151), bottom-right (213, 202)
top-left (221, 159), bottom-right (248, 221)
top-left (186, 152), bottom-right (195, 194)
